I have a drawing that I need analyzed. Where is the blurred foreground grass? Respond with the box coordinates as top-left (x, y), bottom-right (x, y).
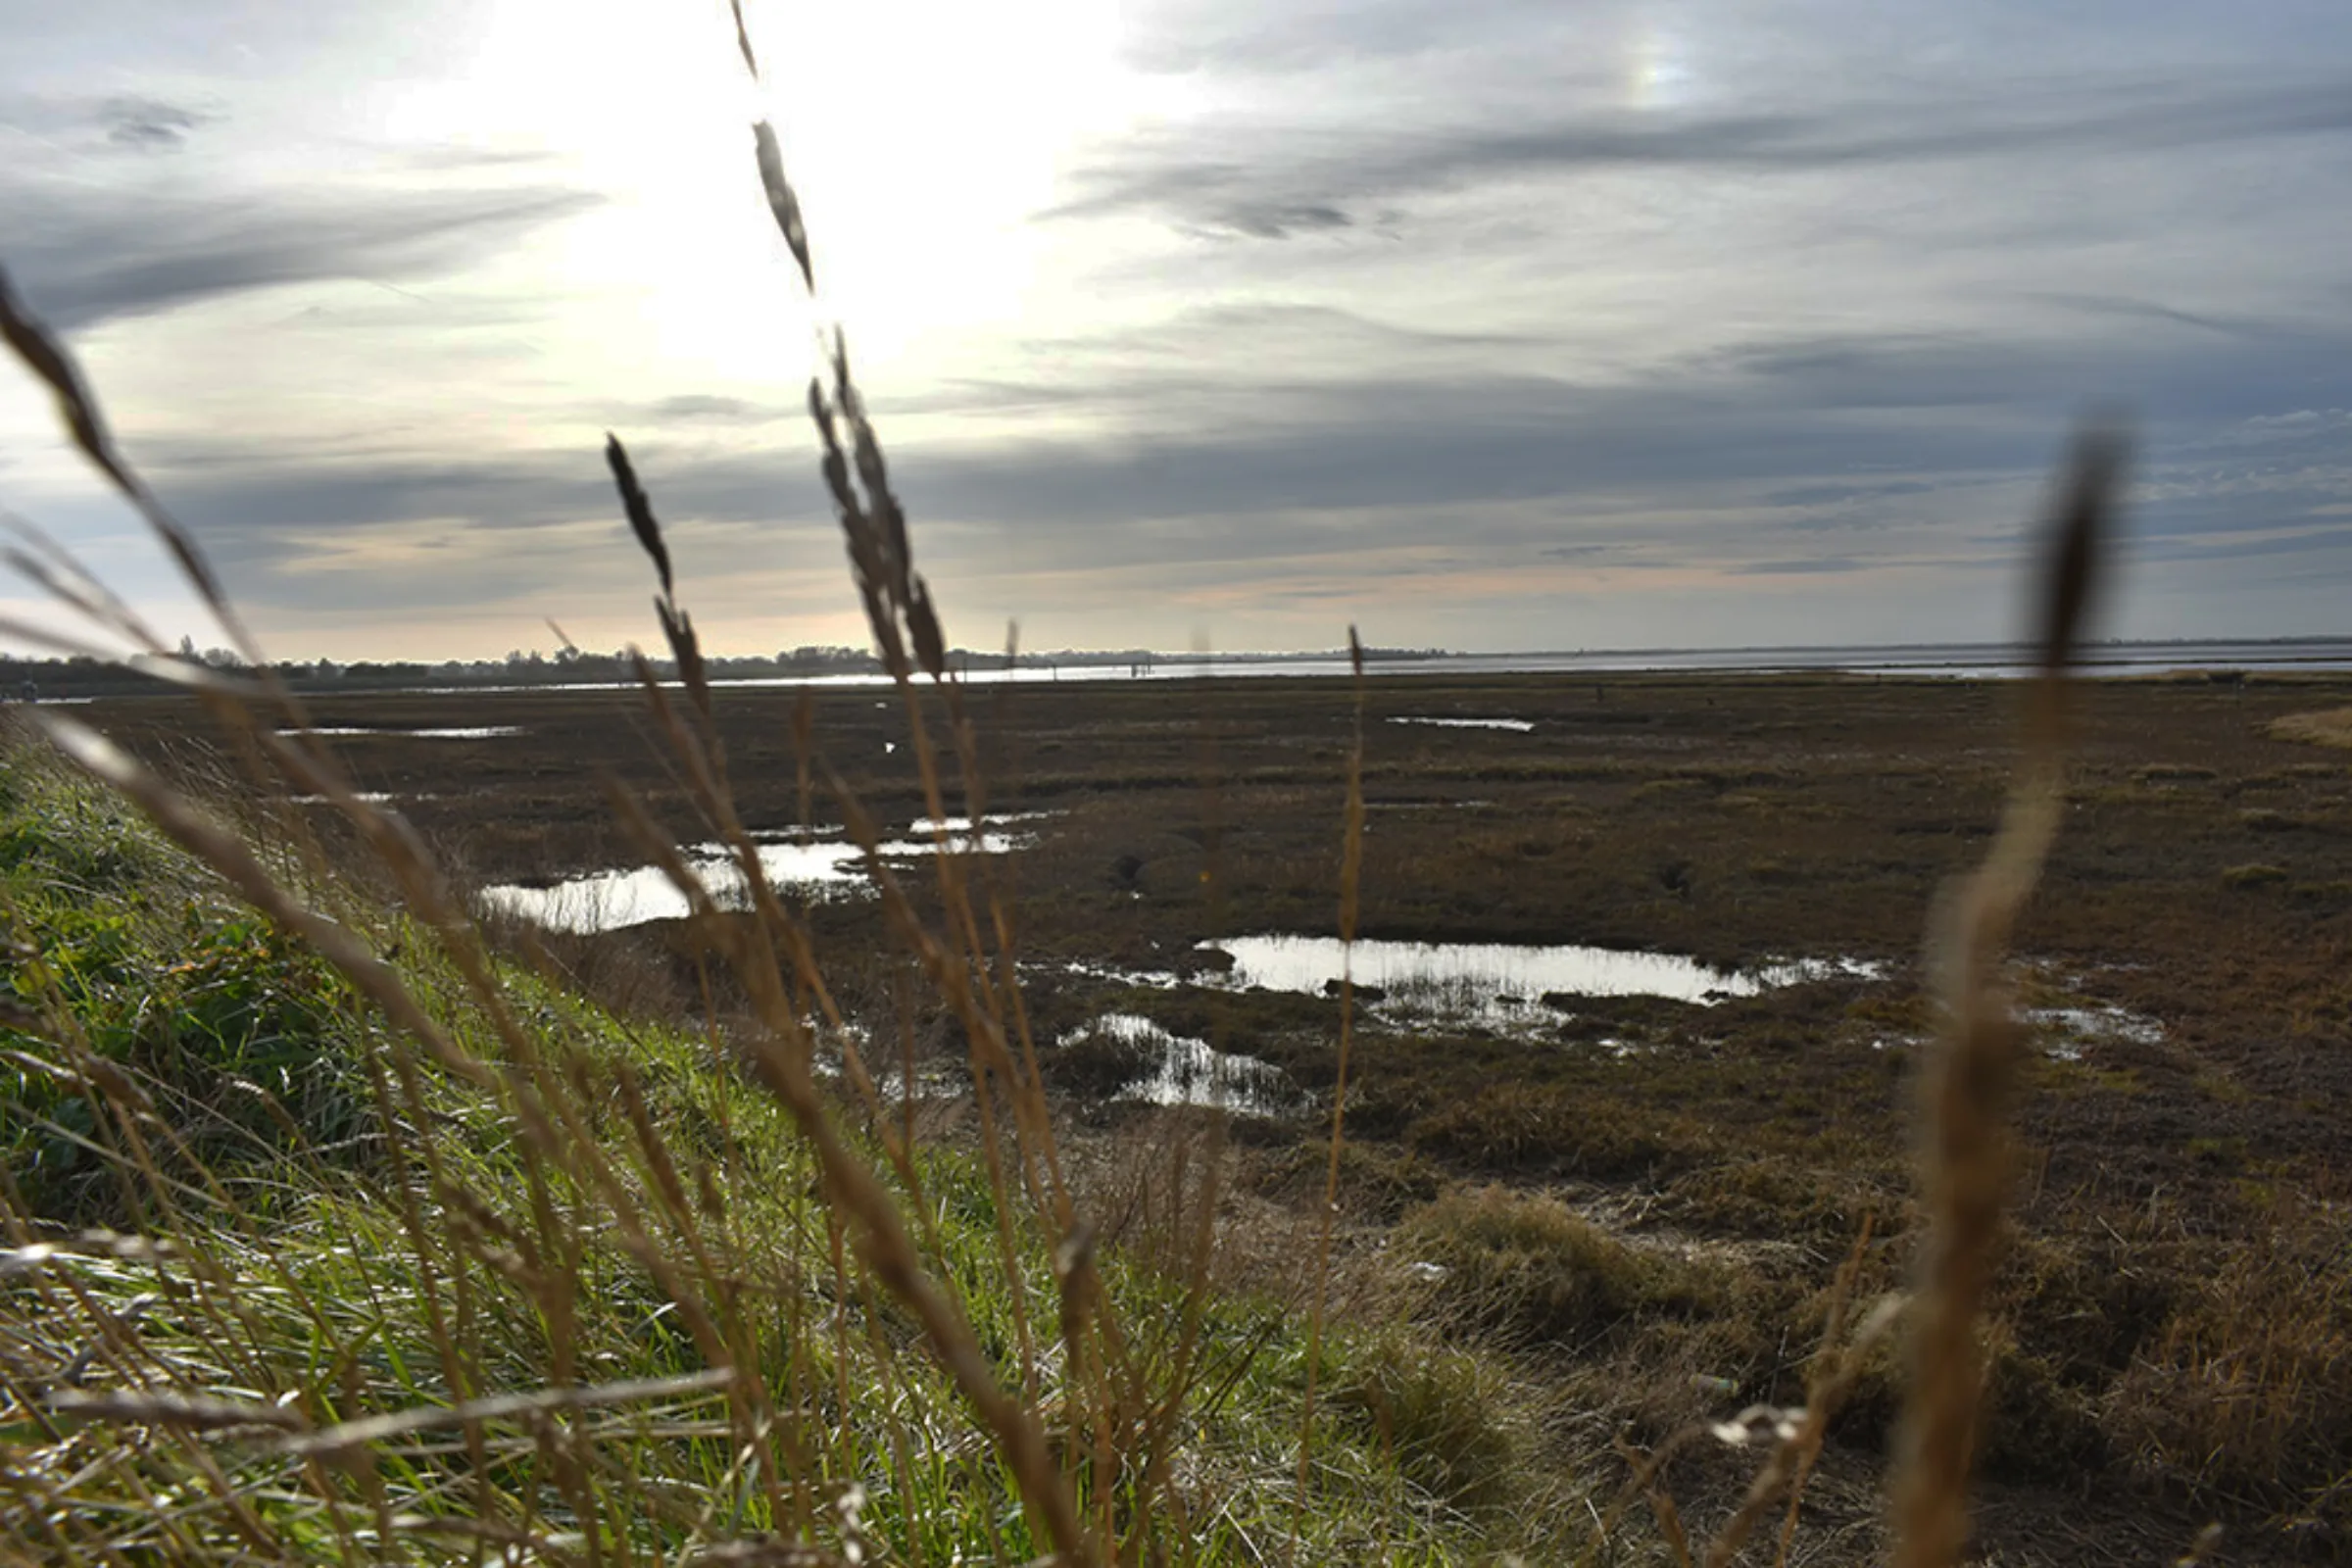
top-left (0, 746), bottom-right (1529, 1564)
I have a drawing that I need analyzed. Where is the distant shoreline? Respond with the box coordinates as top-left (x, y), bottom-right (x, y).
top-left (12, 635), bottom-right (2350, 702)
top-left (390, 636), bottom-right (2352, 695)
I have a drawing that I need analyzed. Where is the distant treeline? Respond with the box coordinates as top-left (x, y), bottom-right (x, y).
top-left (0, 642), bottom-right (1461, 700)
top-left (0, 646), bottom-right (876, 700)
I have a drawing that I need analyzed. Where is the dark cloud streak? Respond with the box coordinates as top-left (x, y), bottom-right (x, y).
top-left (98, 94), bottom-right (210, 150)
top-left (1048, 73), bottom-right (2352, 237)
top-left (5, 179), bottom-right (600, 331)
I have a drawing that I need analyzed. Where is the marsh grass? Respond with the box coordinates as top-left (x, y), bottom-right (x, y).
top-left (0, 731), bottom-right (1513, 1564)
top-left (2269, 708), bottom-right (2352, 750)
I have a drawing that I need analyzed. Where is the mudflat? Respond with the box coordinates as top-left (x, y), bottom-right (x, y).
top-left (86, 665), bottom-right (2352, 1551)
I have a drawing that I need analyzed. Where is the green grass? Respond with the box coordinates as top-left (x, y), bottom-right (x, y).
top-left (0, 749), bottom-right (1536, 1564)
top-left (0, 765), bottom-right (368, 1219)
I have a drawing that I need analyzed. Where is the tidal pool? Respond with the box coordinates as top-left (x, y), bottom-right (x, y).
top-left (1389, 716), bottom-right (1536, 733)
top-left (1200, 934), bottom-right (1878, 1012)
top-left (480, 830), bottom-right (1028, 934)
top-left (904, 809), bottom-right (1065, 848)
top-left (288, 725), bottom-right (524, 740)
top-left (2027, 1004), bottom-right (2164, 1059)
top-left (1049, 958), bottom-right (1188, 991)
top-left (1062, 1013), bottom-right (1301, 1116)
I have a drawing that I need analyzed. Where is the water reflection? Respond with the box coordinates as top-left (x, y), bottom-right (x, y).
top-left (287, 725), bottom-right (524, 739)
top-left (2027, 1004), bottom-right (2164, 1060)
top-left (480, 830), bottom-right (1028, 934)
top-left (1201, 934), bottom-right (1879, 1013)
top-left (1063, 1013), bottom-right (1301, 1116)
top-left (1389, 716), bottom-right (1535, 733)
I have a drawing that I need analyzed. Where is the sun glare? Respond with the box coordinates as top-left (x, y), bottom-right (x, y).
top-left (387, 0), bottom-right (1142, 391)
top-left (1625, 21), bottom-right (1694, 110)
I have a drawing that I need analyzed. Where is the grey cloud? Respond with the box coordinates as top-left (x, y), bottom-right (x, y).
top-left (1209, 202), bottom-right (1351, 241)
top-left (1049, 73), bottom-right (2352, 236)
top-left (2023, 292), bottom-right (2268, 339)
top-left (647, 395), bottom-right (787, 424)
top-left (126, 440), bottom-right (819, 613)
top-left (99, 94), bottom-right (210, 150)
top-left (1114, 301), bottom-right (1537, 355)
top-left (144, 320), bottom-right (2352, 613)
top-left (863, 306), bottom-right (1551, 422)
top-left (1779, 511), bottom-right (1914, 536)
top-left (395, 145), bottom-right (572, 174)
top-left (1705, 326), bottom-right (2352, 434)
top-left (1762, 481), bottom-right (1938, 508)
top-left (869, 377), bottom-right (1096, 417)
top-left (5, 179), bottom-right (600, 331)
top-left (150, 442), bottom-right (804, 550)
top-left (2136, 524), bottom-right (2352, 564)
top-left (1732, 557), bottom-right (1869, 576)
top-left (1123, 0), bottom-right (1581, 74)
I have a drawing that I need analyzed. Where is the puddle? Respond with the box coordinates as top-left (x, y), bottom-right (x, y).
top-left (1200, 935), bottom-right (1878, 1014)
top-left (908, 809), bottom-right (1063, 836)
top-left (286, 791), bottom-right (426, 806)
top-left (1050, 959), bottom-right (1189, 991)
top-left (288, 726), bottom-right (524, 740)
top-left (480, 831), bottom-right (1030, 934)
top-left (2027, 1004), bottom-right (2164, 1060)
top-left (1390, 716), bottom-right (1536, 733)
top-left (1867, 1004), bottom-right (2161, 1060)
top-left (1061, 1013), bottom-right (1301, 1116)
top-left (811, 1027), bottom-right (971, 1105)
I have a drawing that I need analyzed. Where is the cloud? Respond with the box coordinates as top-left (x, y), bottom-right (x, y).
top-left (1732, 556), bottom-right (1869, 576)
top-left (1762, 481), bottom-right (1938, 508)
top-left (647, 395), bottom-right (789, 424)
top-left (1121, 0), bottom-right (1579, 74)
top-left (1192, 199), bottom-right (1353, 241)
top-left (130, 308), bottom-right (2352, 612)
top-left (1048, 73), bottom-right (2352, 237)
top-left (3, 177), bottom-right (599, 331)
top-left (98, 94), bottom-right (211, 151)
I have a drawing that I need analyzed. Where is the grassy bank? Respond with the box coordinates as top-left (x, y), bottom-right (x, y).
top-left (0, 746), bottom-right (1559, 1564)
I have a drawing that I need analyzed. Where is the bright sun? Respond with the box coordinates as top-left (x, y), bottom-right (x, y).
top-left (1626, 21), bottom-right (1695, 110)
top-left (389, 0), bottom-right (1140, 388)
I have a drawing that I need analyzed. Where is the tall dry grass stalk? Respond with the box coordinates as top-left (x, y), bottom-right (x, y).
top-left (1293, 627), bottom-right (1367, 1548)
top-left (1891, 426), bottom-right (2126, 1568)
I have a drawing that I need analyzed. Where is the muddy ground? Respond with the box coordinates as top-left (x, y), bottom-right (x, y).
top-left (84, 668), bottom-right (2352, 1559)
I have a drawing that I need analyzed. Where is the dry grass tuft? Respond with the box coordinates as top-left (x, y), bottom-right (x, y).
top-left (1398, 1185), bottom-right (1733, 1346)
top-left (2268, 707), bottom-right (2352, 749)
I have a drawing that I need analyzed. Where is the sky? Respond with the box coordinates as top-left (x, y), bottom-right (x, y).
top-left (2, 0), bottom-right (2350, 661)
